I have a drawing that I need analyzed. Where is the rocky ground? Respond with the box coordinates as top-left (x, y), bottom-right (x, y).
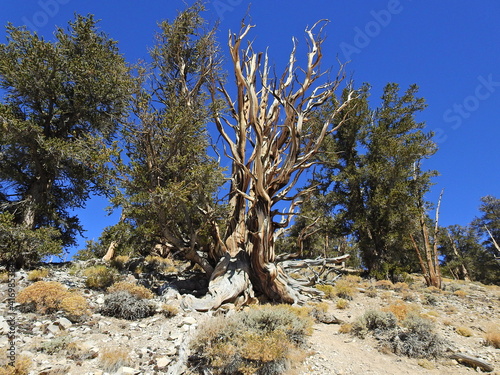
top-left (0, 261), bottom-right (499, 375)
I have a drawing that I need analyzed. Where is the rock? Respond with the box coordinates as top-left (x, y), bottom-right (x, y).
top-left (55, 317), bottom-right (73, 330)
top-left (164, 345), bottom-right (177, 356)
top-left (180, 316), bottom-right (197, 325)
top-left (45, 323), bottom-right (61, 335)
top-left (0, 320), bottom-right (10, 334)
top-left (116, 366), bottom-right (140, 374)
top-left (156, 356), bottom-right (171, 368)
top-left (169, 331), bottom-right (182, 340)
top-left (38, 365), bottom-right (71, 375)
top-left (313, 310), bottom-right (340, 324)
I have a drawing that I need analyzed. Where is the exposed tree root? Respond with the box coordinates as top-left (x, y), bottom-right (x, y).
top-left (182, 251), bottom-right (256, 311)
top-left (182, 251), bottom-right (337, 311)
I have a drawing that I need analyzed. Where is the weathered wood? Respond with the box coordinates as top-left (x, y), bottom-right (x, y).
top-left (182, 251), bottom-right (256, 311)
top-left (450, 353), bottom-right (495, 372)
top-left (279, 254), bottom-right (350, 269)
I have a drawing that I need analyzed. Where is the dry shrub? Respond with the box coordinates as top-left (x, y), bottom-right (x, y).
top-left (338, 323), bottom-right (353, 334)
top-left (336, 298), bottom-right (349, 309)
top-left (110, 255), bottom-right (130, 271)
top-left (423, 293), bottom-right (438, 306)
top-left (59, 293), bottom-right (91, 322)
top-left (100, 347), bottom-right (129, 373)
top-left (99, 291), bottom-right (155, 320)
top-left (315, 284), bottom-right (336, 299)
top-left (366, 287), bottom-right (377, 298)
top-left (344, 275), bottom-right (362, 284)
top-left (484, 328), bottom-right (500, 349)
top-left (383, 302), bottom-right (419, 321)
top-left (190, 304), bottom-right (313, 375)
top-left (16, 281), bottom-right (69, 314)
top-left (425, 286), bottom-right (442, 294)
top-left (83, 265), bottom-right (117, 289)
top-left (38, 335), bottom-right (72, 355)
top-left (0, 272), bottom-right (8, 283)
top-left (453, 290), bottom-right (467, 298)
top-left (417, 359), bottom-right (435, 369)
top-left (0, 354), bottom-right (31, 375)
top-left (401, 291), bottom-right (415, 301)
top-left (455, 326), bottom-right (473, 337)
top-left (66, 342), bottom-right (98, 361)
top-left (27, 269), bottom-right (49, 281)
top-left (16, 281), bottom-right (91, 321)
top-left (393, 282), bottom-right (409, 292)
top-left (107, 281), bottom-right (154, 299)
top-left (144, 255), bottom-right (177, 273)
top-left (310, 301), bottom-right (329, 314)
top-left (334, 279), bottom-right (356, 300)
top-left (375, 280), bottom-right (394, 290)
top-left (161, 304), bottom-right (179, 318)
top-left (352, 310), bottom-right (443, 359)
top-left (352, 310), bottom-right (398, 338)
top-left (393, 314), bottom-right (444, 358)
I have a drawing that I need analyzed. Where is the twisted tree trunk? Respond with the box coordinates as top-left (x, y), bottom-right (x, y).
top-left (184, 20), bottom-right (354, 310)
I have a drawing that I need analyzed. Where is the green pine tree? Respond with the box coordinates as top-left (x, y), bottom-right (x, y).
top-left (0, 15), bottom-right (132, 267)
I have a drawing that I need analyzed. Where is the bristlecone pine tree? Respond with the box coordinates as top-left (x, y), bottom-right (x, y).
top-left (99, 2), bottom-right (225, 268)
top-left (184, 20), bottom-right (356, 310)
top-left (0, 15), bottom-right (132, 267)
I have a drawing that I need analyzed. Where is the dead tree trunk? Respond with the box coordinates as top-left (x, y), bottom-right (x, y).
top-left (411, 189), bottom-right (443, 289)
top-left (184, 20), bottom-right (355, 310)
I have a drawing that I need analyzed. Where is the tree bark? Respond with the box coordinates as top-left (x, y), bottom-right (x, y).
top-left (184, 20), bottom-right (355, 310)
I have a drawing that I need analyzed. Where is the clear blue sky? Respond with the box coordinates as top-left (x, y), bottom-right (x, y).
top-left (1, 1), bottom-right (499, 258)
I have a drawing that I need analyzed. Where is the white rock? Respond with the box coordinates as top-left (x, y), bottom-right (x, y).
top-left (46, 323), bottom-right (61, 335)
top-left (156, 356), bottom-right (171, 368)
top-left (116, 366), bottom-right (140, 375)
top-left (0, 320), bottom-right (10, 334)
top-left (55, 317), bottom-right (73, 330)
top-left (169, 331), bottom-right (182, 340)
top-left (180, 316), bottom-right (197, 325)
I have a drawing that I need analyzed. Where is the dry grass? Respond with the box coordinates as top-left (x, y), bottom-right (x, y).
top-left (315, 284), bottom-right (336, 299)
top-left (455, 326), bottom-right (473, 337)
top-left (16, 281), bottom-right (91, 321)
top-left (375, 280), bottom-right (394, 290)
top-left (99, 347), bottom-right (130, 373)
top-left (393, 282), bottom-right (410, 292)
top-left (334, 279), bottom-right (357, 300)
top-left (107, 281), bottom-right (154, 300)
top-left (0, 354), bottom-right (31, 375)
top-left (190, 304), bottom-right (313, 374)
top-left (16, 281), bottom-right (69, 314)
top-left (83, 265), bottom-right (117, 289)
top-left (338, 323), bottom-right (353, 334)
top-left (110, 255), bottom-right (130, 271)
top-left (336, 298), bottom-right (349, 309)
top-left (144, 255), bottom-right (178, 273)
top-left (161, 304), bottom-right (179, 318)
top-left (383, 302), bottom-right (419, 321)
top-left (27, 269), bottom-right (49, 281)
top-left (453, 290), bottom-right (467, 298)
top-left (0, 272), bottom-right (8, 283)
top-left (484, 328), bottom-right (500, 349)
top-left (59, 293), bottom-right (91, 322)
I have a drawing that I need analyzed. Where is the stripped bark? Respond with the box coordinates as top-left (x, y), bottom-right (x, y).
top-left (184, 20), bottom-right (355, 310)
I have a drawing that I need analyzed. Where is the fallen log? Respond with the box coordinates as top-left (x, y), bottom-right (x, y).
top-left (450, 353), bottom-right (494, 372)
top-left (279, 254), bottom-right (350, 269)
